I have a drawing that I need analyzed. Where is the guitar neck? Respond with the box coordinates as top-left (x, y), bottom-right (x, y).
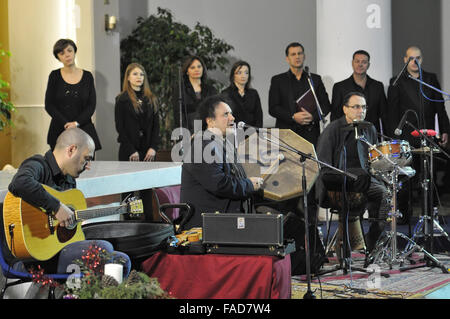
top-left (75, 204), bottom-right (128, 221)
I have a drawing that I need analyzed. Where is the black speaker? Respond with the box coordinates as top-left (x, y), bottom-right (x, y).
top-left (283, 212), bottom-right (327, 275)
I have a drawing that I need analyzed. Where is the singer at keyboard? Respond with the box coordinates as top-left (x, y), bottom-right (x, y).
top-left (180, 95), bottom-right (264, 229)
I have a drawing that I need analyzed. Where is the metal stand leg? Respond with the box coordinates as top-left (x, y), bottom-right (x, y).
top-left (367, 167), bottom-right (449, 274)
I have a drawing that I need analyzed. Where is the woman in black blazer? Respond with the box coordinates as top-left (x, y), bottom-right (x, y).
top-left (115, 63), bottom-right (160, 162)
top-left (174, 55), bottom-right (217, 134)
top-left (221, 60), bottom-right (263, 127)
top-left (45, 38), bottom-right (101, 151)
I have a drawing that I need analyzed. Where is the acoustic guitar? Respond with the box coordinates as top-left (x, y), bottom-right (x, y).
top-left (2, 184), bottom-right (143, 261)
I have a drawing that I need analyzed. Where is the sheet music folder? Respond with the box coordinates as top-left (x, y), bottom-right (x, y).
top-left (296, 89), bottom-right (316, 114)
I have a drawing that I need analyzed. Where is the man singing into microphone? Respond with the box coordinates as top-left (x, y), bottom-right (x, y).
top-left (387, 46), bottom-right (450, 222)
top-left (387, 46), bottom-right (449, 146)
top-left (316, 92), bottom-right (390, 253)
top-left (268, 42), bottom-right (331, 221)
top-left (180, 95), bottom-right (263, 229)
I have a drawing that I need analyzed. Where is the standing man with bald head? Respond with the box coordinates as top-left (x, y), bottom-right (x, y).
top-left (387, 46), bottom-right (450, 224)
top-left (387, 46), bottom-right (450, 146)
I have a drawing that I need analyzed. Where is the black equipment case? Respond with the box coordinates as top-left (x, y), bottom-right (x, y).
top-left (202, 213), bottom-right (295, 256)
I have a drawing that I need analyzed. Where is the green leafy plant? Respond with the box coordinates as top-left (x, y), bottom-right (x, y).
top-left (0, 45), bottom-right (14, 131)
top-left (120, 7), bottom-right (234, 150)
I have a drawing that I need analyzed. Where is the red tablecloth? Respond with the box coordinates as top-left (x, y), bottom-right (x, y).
top-left (141, 252), bottom-right (291, 299)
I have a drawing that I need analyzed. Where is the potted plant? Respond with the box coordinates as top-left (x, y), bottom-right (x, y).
top-left (0, 46), bottom-right (14, 131)
top-left (120, 7), bottom-right (234, 155)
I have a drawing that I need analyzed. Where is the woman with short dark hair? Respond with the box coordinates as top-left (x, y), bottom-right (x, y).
top-left (45, 38), bottom-right (101, 151)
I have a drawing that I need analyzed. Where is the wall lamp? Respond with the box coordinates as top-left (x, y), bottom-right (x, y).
top-left (105, 14), bottom-right (117, 32)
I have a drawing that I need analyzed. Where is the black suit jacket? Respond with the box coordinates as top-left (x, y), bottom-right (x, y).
top-left (173, 77), bottom-right (217, 133)
top-left (331, 75), bottom-right (388, 133)
top-left (114, 92), bottom-right (160, 161)
top-left (269, 70), bottom-right (330, 145)
top-left (180, 134), bottom-right (255, 229)
top-left (386, 70), bottom-right (450, 147)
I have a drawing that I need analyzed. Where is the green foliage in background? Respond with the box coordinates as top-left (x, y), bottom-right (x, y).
top-left (0, 45), bottom-right (14, 131)
top-left (120, 7), bottom-right (234, 150)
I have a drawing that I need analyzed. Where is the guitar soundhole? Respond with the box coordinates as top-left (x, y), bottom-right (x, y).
top-left (56, 225), bottom-right (77, 243)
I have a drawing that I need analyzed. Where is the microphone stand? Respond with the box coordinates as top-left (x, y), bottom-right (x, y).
top-left (177, 62), bottom-right (185, 156)
top-left (392, 56), bottom-right (413, 87)
top-left (406, 74), bottom-right (450, 258)
top-left (398, 121), bottom-right (450, 273)
top-left (261, 133), bottom-right (357, 299)
top-left (305, 70), bottom-right (327, 126)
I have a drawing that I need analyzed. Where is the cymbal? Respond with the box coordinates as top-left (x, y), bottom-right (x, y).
top-left (341, 121), bottom-right (373, 131)
top-left (411, 146), bottom-right (441, 154)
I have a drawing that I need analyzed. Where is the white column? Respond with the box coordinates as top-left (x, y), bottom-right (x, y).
top-left (316, 0), bottom-right (392, 106)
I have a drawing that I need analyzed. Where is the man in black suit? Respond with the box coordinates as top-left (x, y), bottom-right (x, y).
top-left (180, 95), bottom-right (263, 229)
top-left (268, 42), bottom-right (330, 220)
top-left (269, 42), bottom-right (331, 146)
top-left (387, 46), bottom-right (450, 223)
top-left (330, 50), bottom-right (388, 134)
top-left (387, 46), bottom-right (449, 146)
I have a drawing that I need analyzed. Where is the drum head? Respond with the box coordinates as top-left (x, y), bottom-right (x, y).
top-left (368, 140), bottom-right (411, 171)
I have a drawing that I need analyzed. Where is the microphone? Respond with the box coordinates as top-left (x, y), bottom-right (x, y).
top-left (353, 119), bottom-right (360, 140)
top-left (394, 110), bottom-right (412, 136)
top-left (392, 56), bottom-right (414, 87)
top-left (410, 129), bottom-right (437, 137)
top-left (304, 66), bottom-right (310, 78)
top-left (237, 121), bottom-right (261, 131)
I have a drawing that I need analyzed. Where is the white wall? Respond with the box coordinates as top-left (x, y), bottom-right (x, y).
top-left (92, 0), bottom-right (121, 160)
top-left (8, 0), bottom-right (92, 167)
top-left (317, 0), bottom-right (392, 100)
top-left (148, 0), bottom-right (317, 127)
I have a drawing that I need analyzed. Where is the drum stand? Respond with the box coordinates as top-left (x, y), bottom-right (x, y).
top-left (361, 137), bottom-right (449, 273)
top-left (405, 146), bottom-right (450, 251)
top-left (366, 166), bottom-right (445, 272)
top-left (399, 126), bottom-right (450, 273)
top-left (263, 134), bottom-right (360, 298)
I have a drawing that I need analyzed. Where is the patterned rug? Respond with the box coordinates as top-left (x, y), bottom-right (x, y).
top-left (291, 252), bottom-right (450, 299)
